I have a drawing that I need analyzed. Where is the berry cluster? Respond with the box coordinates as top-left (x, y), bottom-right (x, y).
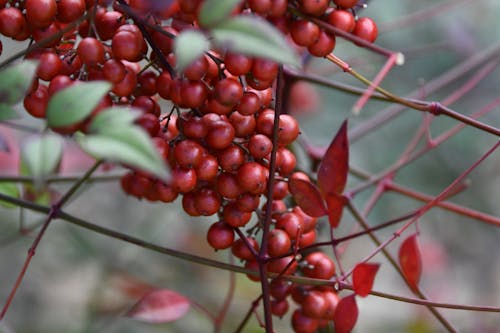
top-left (0, 0), bottom-right (379, 331)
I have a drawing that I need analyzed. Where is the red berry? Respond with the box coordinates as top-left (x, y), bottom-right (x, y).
top-left (267, 229), bottom-right (292, 257)
top-left (333, 0), bottom-right (358, 8)
top-left (290, 20), bottom-right (321, 47)
top-left (173, 139), bottom-right (204, 168)
top-left (224, 52), bottom-right (253, 76)
top-left (231, 237), bottom-right (259, 260)
top-left (302, 252), bottom-right (336, 279)
top-left (0, 7), bottom-right (26, 38)
top-left (237, 162), bottom-right (268, 195)
top-left (353, 17), bottom-right (378, 43)
top-left (207, 221), bottom-right (235, 250)
top-left (214, 77), bottom-right (244, 106)
top-left (25, 0), bottom-right (57, 29)
top-left (299, 0), bottom-right (329, 16)
top-left (326, 9), bottom-right (356, 32)
top-left (77, 37), bottom-right (105, 66)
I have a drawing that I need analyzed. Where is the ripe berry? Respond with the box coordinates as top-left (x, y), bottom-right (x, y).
top-left (206, 121), bottom-right (235, 150)
top-left (194, 188), bottom-right (221, 216)
top-left (0, 7), bottom-right (26, 38)
top-left (37, 52), bottom-right (63, 81)
top-left (57, 0), bottom-right (86, 23)
top-left (207, 221), bottom-right (234, 250)
top-left (326, 9), bottom-right (356, 32)
top-left (278, 114), bottom-right (300, 145)
top-left (299, 0), bottom-right (329, 16)
top-left (237, 162), bottom-right (268, 195)
top-left (235, 193), bottom-right (261, 213)
top-left (308, 30), bottom-right (336, 57)
top-left (180, 192), bottom-right (200, 217)
top-left (292, 309), bottom-right (319, 333)
top-left (25, 0), bottom-right (57, 29)
top-left (231, 237), bottom-right (259, 260)
top-left (216, 172), bottom-right (242, 199)
top-left (229, 111), bottom-right (256, 138)
top-left (267, 229), bottom-right (292, 257)
top-left (302, 252), bottom-right (336, 279)
top-left (112, 30), bottom-right (144, 62)
top-left (183, 55), bottom-right (208, 81)
top-left (180, 80), bottom-right (208, 108)
top-left (155, 182), bottom-right (179, 203)
top-left (214, 78), bottom-right (244, 106)
top-left (224, 52), bottom-right (253, 76)
top-left (24, 84), bottom-right (49, 118)
top-left (238, 91), bottom-right (262, 116)
top-left (247, 0), bottom-right (272, 15)
top-left (302, 291), bottom-right (328, 318)
top-left (290, 20), bottom-right (321, 47)
top-left (251, 58), bottom-right (278, 82)
top-left (77, 37), bottom-right (105, 66)
top-left (217, 145), bottom-right (246, 172)
top-left (248, 134), bottom-right (273, 159)
top-left (333, 0), bottom-right (358, 8)
top-left (270, 279), bottom-right (292, 300)
top-left (103, 59), bottom-right (127, 83)
top-left (194, 154), bottom-right (219, 181)
top-left (353, 17), bottom-right (378, 43)
top-left (173, 139), bottom-right (204, 168)
top-left (222, 202), bottom-right (252, 227)
top-left (170, 166), bottom-right (197, 193)
top-left (271, 299), bottom-right (289, 317)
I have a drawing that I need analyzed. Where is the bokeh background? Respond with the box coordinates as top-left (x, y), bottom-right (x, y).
top-left (1, 0), bottom-right (499, 332)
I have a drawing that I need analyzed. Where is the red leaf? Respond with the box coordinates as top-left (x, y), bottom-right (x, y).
top-left (399, 234), bottom-right (422, 292)
top-left (126, 289), bottom-right (190, 323)
top-left (333, 294), bottom-right (358, 333)
top-left (325, 193), bottom-right (346, 228)
top-left (317, 120), bottom-right (349, 195)
top-left (352, 262), bottom-right (380, 297)
top-left (289, 178), bottom-right (328, 217)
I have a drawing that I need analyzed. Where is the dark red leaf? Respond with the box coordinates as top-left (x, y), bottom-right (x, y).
top-left (333, 294), bottom-right (358, 333)
top-left (399, 234), bottom-right (422, 292)
top-left (352, 262), bottom-right (380, 297)
top-left (289, 178), bottom-right (328, 217)
top-left (126, 289), bottom-right (190, 323)
top-left (317, 120), bottom-right (349, 196)
top-left (325, 193), bottom-right (346, 228)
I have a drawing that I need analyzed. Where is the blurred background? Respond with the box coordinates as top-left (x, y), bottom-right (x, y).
top-left (1, 0), bottom-right (499, 332)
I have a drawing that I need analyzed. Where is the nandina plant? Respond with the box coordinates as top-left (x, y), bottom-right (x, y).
top-left (0, 0), bottom-right (499, 332)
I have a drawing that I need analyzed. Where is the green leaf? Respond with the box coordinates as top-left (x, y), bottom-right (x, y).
top-left (0, 103), bottom-right (20, 121)
top-left (0, 182), bottom-right (20, 208)
top-left (174, 30), bottom-right (210, 72)
top-left (88, 106), bottom-right (142, 134)
top-left (0, 60), bottom-right (38, 105)
top-left (21, 134), bottom-right (63, 189)
top-left (198, 0), bottom-right (242, 27)
top-left (211, 16), bottom-right (300, 67)
top-left (76, 127), bottom-right (169, 181)
top-left (46, 81), bottom-right (111, 128)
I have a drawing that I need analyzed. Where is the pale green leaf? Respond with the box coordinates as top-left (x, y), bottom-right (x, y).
top-left (211, 16), bottom-right (300, 67)
top-left (88, 106), bottom-right (142, 134)
top-left (76, 128), bottom-right (169, 181)
top-left (174, 30), bottom-right (210, 72)
top-left (21, 134), bottom-right (63, 189)
top-left (46, 81), bottom-right (111, 128)
top-left (198, 0), bottom-right (242, 27)
top-left (0, 182), bottom-right (20, 208)
top-left (0, 60), bottom-right (38, 105)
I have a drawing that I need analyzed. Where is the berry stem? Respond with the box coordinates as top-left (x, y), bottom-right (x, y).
top-left (0, 160), bottom-right (102, 319)
top-left (340, 282), bottom-right (500, 312)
